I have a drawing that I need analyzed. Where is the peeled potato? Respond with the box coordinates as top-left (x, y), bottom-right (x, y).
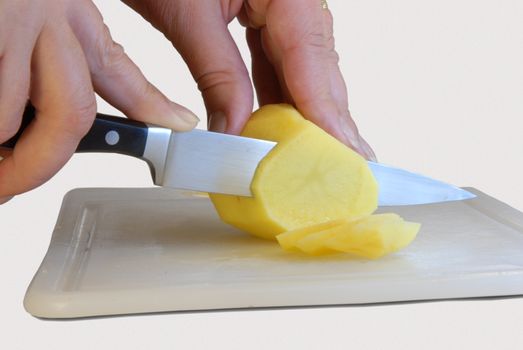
top-left (209, 104), bottom-right (379, 239)
top-left (209, 104), bottom-right (420, 258)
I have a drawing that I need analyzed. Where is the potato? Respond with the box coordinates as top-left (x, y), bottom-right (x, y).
top-left (209, 104), bottom-right (378, 239)
top-left (209, 104), bottom-right (420, 258)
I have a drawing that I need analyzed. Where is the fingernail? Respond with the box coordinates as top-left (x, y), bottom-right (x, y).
top-left (208, 111), bottom-right (228, 133)
top-left (170, 103), bottom-right (200, 130)
top-left (0, 196), bottom-right (13, 205)
top-left (339, 115), bottom-right (362, 150)
top-left (360, 136), bottom-right (378, 162)
top-left (366, 151), bottom-right (378, 162)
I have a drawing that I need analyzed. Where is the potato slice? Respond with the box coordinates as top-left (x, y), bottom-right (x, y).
top-left (210, 104), bottom-right (378, 239)
top-left (276, 214), bottom-right (420, 258)
top-left (276, 219), bottom-right (350, 252)
top-left (324, 214), bottom-right (420, 258)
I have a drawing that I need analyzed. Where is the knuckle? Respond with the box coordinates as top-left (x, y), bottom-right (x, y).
top-left (130, 82), bottom-right (162, 114)
top-left (283, 30), bottom-right (326, 56)
top-left (139, 82), bottom-right (160, 104)
top-left (304, 31), bottom-right (328, 51)
top-left (325, 34), bottom-right (335, 51)
top-left (327, 45), bottom-right (340, 65)
top-left (284, 29), bottom-right (340, 65)
top-left (92, 25), bottom-right (127, 74)
top-left (63, 99), bottom-right (97, 138)
top-left (196, 69), bottom-right (242, 93)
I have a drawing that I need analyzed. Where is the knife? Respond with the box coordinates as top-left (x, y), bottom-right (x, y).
top-left (1, 104), bottom-right (475, 204)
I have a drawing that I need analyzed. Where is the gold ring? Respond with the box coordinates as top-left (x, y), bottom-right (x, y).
top-left (321, 0), bottom-right (328, 10)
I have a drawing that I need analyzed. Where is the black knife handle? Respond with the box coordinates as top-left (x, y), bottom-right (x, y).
top-left (1, 103), bottom-right (149, 159)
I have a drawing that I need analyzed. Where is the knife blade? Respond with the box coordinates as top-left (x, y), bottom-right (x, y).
top-left (368, 161), bottom-right (475, 206)
top-left (146, 129), bottom-right (475, 204)
top-left (1, 104), bottom-right (475, 203)
top-left (158, 128), bottom-right (275, 196)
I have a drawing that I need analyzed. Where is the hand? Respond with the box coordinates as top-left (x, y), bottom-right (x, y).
top-left (0, 0), bottom-right (199, 204)
top-left (123, 0), bottom-right (376, 159)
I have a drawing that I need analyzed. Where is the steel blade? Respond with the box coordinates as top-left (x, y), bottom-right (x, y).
top-left (368, 161), bottom-right (476, 206)
top-left (162, 129), bottom-right (276, 196)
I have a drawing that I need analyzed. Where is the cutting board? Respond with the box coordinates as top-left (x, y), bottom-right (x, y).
top-left (24, 187), bottom-right (523, 318)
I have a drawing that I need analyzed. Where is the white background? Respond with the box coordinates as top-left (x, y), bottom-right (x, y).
top-left (1, 0), bottom-right (523, 349)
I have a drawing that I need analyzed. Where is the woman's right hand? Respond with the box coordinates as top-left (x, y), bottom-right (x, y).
top-left (0, 0), bottom-right (199, 204)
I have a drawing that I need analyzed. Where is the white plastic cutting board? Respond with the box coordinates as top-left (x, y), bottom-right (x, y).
top-left (24, 187), bottom-right (523, 318)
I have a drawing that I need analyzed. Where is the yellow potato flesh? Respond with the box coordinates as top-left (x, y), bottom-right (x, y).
top-left (209, 104), bottom-right (379, 239)
top-left (276, 219), bottom-right (350, 251)
top-left (277, 214), bottom-right (420, 258)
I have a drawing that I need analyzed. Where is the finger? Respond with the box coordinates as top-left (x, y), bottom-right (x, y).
top-left (0, 22), bottom-right (96, 197)
top-left (245, 27), bottom-right (283, 106)
top-left (0, 50), bottom-right (30, 143)
top-left (122, 0), bottom-right (251, 133)
top-left (246, 0), bottom-right (372, 156)
top-left (67, 2), bottom-right (198, 131)
top-left (339, 109), bottom-right (377, 161)
top-left (320, 8), bottom-right (348, 112)
top-left (243, 5), bottom-right (293, 104)
top-left (129, 2), bottom-right (253, 134)
top-left (249, 0), bottom-right (346, 138)
top-left (0, 21), bottom-right (39, 143)
top-left (320, 8), bottom-right (376, 160)
top-left (178, 6), bottom-right (253, 134)
top-left (358, 135), bottom-right (377, 162)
